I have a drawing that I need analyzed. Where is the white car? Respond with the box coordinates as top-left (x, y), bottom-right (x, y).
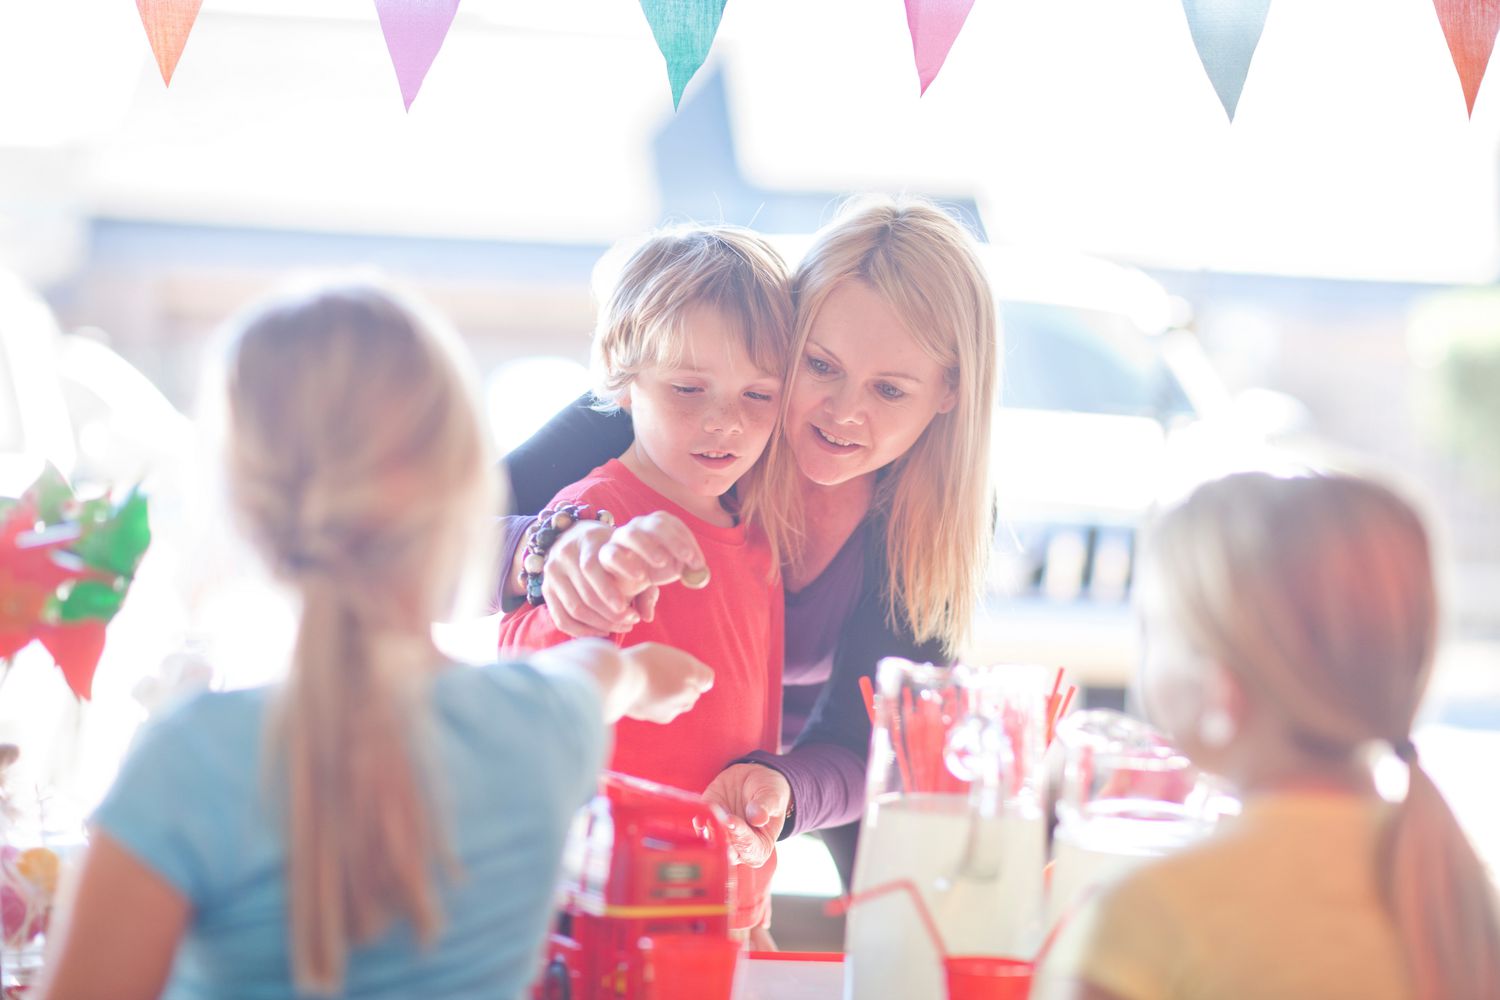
top-left (0, 270), bottom-right (77, 495)
top-left (968, 248), bottom-right (1288, 691)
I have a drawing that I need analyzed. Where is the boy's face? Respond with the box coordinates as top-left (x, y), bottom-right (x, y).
top-left (622, 305), bottom-right (781, 501)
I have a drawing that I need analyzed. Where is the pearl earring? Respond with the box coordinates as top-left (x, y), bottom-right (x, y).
top-left (1199, 708), bottom-right (1236, 747)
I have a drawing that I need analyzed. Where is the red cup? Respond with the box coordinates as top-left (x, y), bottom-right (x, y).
top-left (945, 955), bottom-right (1033, 1000)
top-left (642, 934), bottom-right (741, 1000)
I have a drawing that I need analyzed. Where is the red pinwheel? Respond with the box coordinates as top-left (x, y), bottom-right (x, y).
top-left (0, 467), bottom-right (150, 700)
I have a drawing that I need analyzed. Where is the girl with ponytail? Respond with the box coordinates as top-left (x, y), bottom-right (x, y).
top-left (1035, 470), bottom-right (1500, 1000)
top-left (41, 280), bottom-right (711, 999)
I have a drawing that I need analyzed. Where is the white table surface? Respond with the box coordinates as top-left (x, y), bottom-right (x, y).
top-left (733, 955), bottom-right (844, 1000)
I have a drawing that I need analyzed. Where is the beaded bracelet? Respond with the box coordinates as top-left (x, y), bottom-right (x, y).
top-left (521, 502), bottom-right (615, 606)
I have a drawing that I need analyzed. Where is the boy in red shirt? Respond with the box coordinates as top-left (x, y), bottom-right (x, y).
top-left (498, 225), bottom-right (792, 931)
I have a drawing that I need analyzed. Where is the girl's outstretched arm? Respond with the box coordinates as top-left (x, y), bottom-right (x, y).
top-left (531, 638), bottom-right (713, 725)
top-left (37, 834), bottom-right (189, 1000)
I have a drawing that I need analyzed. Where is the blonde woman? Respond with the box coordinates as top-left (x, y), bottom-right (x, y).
top-left (39, 283), bottom-right (711, 999)
top-left (499, 195), bottom-right (997, 889)
top-left (1033, 471), bottom-right (1500, 1000)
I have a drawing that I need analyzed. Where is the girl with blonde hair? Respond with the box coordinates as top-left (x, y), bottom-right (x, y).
top-left (40, 281), bottom-right (711, 999)
top-left (498, 194), bottom-right (997, 891)
top-left (1034, 470), bottom-right (1500, 1000)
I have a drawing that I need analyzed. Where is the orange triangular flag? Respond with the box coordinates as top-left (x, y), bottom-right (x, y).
top-left (137, 0), bottom-right (205, 86)
top-left (1433, 0), bottom-right (1500, 116)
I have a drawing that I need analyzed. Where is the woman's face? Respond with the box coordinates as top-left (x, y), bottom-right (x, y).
top-left (785, 280), bottom-right (956, 487)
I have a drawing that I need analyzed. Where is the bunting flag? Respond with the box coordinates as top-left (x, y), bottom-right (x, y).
top-left (1433, 0), bottom-right (1500, 116)
top-left (1181, 0), bottom-right (1273, 120)
top-left (906, 0), bottom-right (977, 95)
top-left (373, 0), bottom-right (463, 111)
top-left (135, 0), bottom-right (204, 87)
top-left (639, 0), bottom-right (729, 109)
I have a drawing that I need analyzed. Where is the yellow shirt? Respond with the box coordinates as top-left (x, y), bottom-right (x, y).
top-left (1031, 792), bottom-right (1411, 1000)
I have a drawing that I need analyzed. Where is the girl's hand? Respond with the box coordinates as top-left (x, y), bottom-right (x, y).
top-left (618, 642), bottom-right (714, 724)
top-left (703, 763), bottom-right (791, 868)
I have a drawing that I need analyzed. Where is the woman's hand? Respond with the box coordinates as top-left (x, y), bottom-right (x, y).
top-left (540, 521), bottom-right (637, 637)
top-left (541, 513), bottom-right (709, 637)
top-left (703, 763), bottom-right (792, 868)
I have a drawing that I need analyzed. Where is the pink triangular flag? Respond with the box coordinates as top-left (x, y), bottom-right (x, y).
top-left (1433, 0), bottom-right (1500, 116)
top-left (373, 0), bottom-right (463, 111)
top-left (906, 0), bottom-right (977, 95)
top-left (136, 0), bottom-right (204, 86)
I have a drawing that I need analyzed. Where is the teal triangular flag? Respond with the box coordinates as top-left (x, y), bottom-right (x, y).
top-left (1182, 0), bottom-right (1273, 120)
top-left (639, 0), bottom-right (728, 109)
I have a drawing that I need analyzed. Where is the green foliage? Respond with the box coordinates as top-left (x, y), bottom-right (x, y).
top-left (1410, 291), bottom-right (1500, 490)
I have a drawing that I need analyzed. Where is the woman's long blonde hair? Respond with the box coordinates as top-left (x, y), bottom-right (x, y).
top-left (1146, 471), bottom-right (1500, 1000)
top-left (593, 224), bottom-right (795, 568)
top-left (781, 195), bottom-right (997, 649)
top-left (222, 281), bottom-right (496, 994)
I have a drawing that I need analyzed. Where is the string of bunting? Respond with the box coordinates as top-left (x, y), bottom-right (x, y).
top-left (131, 1), bottom-right (1500, 117)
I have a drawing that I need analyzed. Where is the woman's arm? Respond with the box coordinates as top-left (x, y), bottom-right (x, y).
top-left (775, 583), bottom-right (948, 836)
top-left (37, 834), bottom-right (189, 1000)
top-left (494, 395), bottom-right (636, 616)
top-left (730, 526), bottom-right (950, 839)
top-left (705, 585), bottom-right (947, 861)
top-left (501, 394), bottom-right (634, 515)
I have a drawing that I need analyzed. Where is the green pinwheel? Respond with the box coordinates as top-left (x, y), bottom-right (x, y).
top-left (0, 466), bottom-right (150, 700)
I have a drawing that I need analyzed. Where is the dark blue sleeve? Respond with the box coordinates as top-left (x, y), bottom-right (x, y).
top-left (736, 532), bottom-right (951, 837)
top-left (494, 396), bottom-right (636, 610)
top-left (501, 394), bottom-right (634, 515)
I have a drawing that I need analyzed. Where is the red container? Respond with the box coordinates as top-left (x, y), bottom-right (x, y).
top-left (533, 772), bottom-right (736, 1000)
top-left (945, 956), bottom-right (1033, 1000)
top-left (642, 934), bottom-right (740, 1000)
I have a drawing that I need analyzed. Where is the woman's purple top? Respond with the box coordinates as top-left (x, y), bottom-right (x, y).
top-left (781, 522), bottom-right (867, 741)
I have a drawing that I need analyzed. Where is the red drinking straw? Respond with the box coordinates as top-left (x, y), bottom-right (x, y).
top-left (829, 880), bottom-right (1036, 1000)
top-left (859, 675), bottom-right (877, 724)
top-left (825, 879), bottom-right (948, 960)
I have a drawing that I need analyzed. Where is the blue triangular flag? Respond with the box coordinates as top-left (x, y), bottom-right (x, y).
top-left (638, 0), bottom-right (729, 110)
top-left (1182, 0), bottom-right (1273, 120)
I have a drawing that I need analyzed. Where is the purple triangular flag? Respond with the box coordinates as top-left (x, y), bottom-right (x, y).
top-left (373, 0), bottom-right (462, 111)
top-left (906, 0), bottom-right (977, 96)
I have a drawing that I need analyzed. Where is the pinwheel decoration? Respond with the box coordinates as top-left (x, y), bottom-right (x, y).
top-left (0, 466), bottom-right (151, 701)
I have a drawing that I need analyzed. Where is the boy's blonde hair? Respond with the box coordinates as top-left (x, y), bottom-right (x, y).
top-left (1146, 471), bottom-right (1500, 1000)
top-left (222, 280), bottom-right (497, 994)
top-left (777, 195), bottom-right (997, 650)
top-left (594, 225), bottom-right (794, 563)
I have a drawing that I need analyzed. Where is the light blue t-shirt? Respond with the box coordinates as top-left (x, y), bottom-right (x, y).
top-left (92, 659), bottom-right (606, 1000)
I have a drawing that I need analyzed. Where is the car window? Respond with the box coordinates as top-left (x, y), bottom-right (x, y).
top-left (998, 302), bottom-right (1195, 420)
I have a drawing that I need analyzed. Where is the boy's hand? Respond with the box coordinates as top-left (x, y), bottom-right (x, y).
top-left (619, 642), bottom-right (714, 724)
top-left (598, 512), bottom-right (710, 623)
